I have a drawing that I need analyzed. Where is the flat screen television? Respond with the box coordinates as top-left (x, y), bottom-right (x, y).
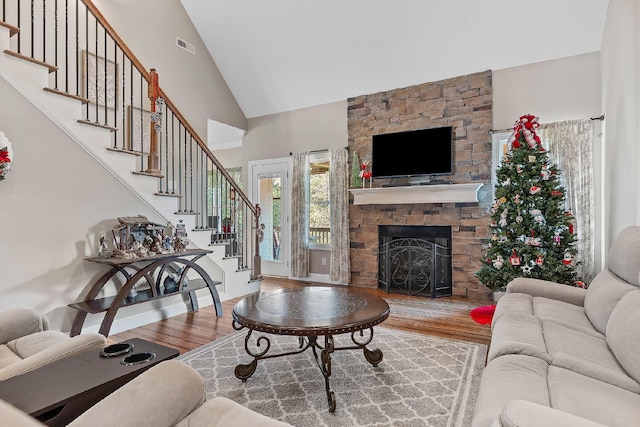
top-left (371, 126), bottom-right (453, 179)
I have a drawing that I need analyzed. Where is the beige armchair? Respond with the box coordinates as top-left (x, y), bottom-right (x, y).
top-left (0, 306), bottom-right (106, 381)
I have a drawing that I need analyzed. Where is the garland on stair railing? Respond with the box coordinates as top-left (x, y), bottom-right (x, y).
top-left (0, 130), bottom-right (13, 181)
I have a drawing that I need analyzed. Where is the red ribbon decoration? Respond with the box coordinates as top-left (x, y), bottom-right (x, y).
top-left (507, 114), bottom-right (542, 150)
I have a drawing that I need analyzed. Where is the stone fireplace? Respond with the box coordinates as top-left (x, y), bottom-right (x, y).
top-left (347, 70), bottom-right (493, 300)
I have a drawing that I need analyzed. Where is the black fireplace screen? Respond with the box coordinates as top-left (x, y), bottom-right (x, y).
top-left (378, 237), bottom-right (452, 298)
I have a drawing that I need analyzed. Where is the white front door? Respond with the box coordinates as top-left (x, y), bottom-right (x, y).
top-left (249, 158), bottom-right (290, 277)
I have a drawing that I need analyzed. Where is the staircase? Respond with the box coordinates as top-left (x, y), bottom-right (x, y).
top-left (0, 1), bottom-right (261, 326)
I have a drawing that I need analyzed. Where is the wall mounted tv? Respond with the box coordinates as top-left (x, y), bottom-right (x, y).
top-left (371, 126), bottom-right (453, 179)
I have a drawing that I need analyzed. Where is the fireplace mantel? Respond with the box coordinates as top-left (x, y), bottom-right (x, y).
top-left (349, 182), bottom-right (483, 205)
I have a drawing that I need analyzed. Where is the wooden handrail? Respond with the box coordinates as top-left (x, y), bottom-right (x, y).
top-left (81, 0), bottom-right (256, 215)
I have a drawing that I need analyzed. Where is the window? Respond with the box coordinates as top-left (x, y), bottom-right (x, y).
top-left (309, 153), bottom-right (331, 246)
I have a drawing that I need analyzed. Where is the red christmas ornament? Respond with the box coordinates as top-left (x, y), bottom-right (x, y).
top-left (551, 190), bottom-right (563, 197)
top-left (510, 250), bottom-right (521, 266)
top-left (535, 255), bottom-right (544, 266)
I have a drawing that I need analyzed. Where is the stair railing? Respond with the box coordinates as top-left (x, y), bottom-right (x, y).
top-left (0, 0), bottom-right (262, 279)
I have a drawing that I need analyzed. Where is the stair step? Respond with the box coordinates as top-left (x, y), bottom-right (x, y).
top-left (43, 87), bottom-right (90, 104)
top-left (0, 21), bottom-right (19, 37)
top-left (133, 170), bottom-right (165, 179)
top-left (154, 192), bottom-right (182, 198)
top-left (4, 49), bottom-right (57, 73)
top-left (107, 147), bottom-right (143, 156)
top-left (174, 211), bottom-right (199, 215)
top-left (77, 119), bottom-right (117, 132)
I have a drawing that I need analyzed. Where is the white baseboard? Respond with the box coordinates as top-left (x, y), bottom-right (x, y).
top-left (292, 273), bottom-right (346, 285)
top-left (80, 292), bottom-right (217, 336)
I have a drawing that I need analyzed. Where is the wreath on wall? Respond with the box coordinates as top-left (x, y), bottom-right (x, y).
top-left (0, 130), bottom-right (13, 181)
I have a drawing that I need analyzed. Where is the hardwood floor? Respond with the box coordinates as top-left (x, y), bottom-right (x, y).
top-left (109, 277), bottom-right (493, 354)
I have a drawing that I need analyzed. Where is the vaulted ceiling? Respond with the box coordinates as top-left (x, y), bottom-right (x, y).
top-left (181, 0), bottom-right (609, 119)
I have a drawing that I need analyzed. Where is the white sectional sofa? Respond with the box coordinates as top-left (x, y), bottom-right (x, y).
top-left (472, 225), bottom-right (640, 427)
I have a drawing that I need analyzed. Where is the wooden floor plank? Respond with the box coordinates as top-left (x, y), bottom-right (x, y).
top-left (109, 277), bottom-right (492, 354)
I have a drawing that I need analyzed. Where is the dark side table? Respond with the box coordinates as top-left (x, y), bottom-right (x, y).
top-left (0, 338), bottom-right (178, 426)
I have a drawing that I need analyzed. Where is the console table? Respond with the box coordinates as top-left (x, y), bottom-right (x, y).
top-left (69, 249), bottom-right (222, 337)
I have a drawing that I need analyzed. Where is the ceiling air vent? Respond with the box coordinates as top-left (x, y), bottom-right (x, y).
top-left (176, 37), bottom-right (196, 55)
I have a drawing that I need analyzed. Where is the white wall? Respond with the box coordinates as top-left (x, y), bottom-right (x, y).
top-left (493, 52), bottom-right (602, 130)
top-left (92, 0), bottom-right (246, 136)
top-left (0, 79), bottom-right (166, 331)
top-left (215, 100), bottom-right (349, 180)
top-left (601, 0), bottom-right (640, 249)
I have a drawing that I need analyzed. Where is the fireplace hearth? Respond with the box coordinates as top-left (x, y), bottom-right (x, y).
top-left (378, 225), bottom-right (452, 298)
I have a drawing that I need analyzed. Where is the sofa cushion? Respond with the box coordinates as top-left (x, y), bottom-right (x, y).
top-left (606, 289), bottom-right (640, 385)
top-left (548, 365), bottom-right (640, 427)
top-left (533, 297), bottom-right (593, 329)
top-left (605, 225), bottom-right (640, 287)
top-left (543, 322), bottom-right (613, 368)
top-left (500, 400), bottom-right (609, 427)
top-left (493, 293), bottom-right (593, 332)
top-left (551, 351), bottom-right (640, 393)
top-left (584, 269), bottom-right (636, 334)
top-left (487, 313), bottom-right (550, 363)
top-left (471, 355), bottom-right (550, 427)
top-left (6, 330), bottom-right (71, 359)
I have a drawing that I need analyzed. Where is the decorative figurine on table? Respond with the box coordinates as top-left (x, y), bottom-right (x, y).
top-left (359, 159), bottom-right (372, 188)
top-left (173, 220), bottom-right (188, 252)
top-left (97, 232), bottom-right (112, 258)
top-left (162, 235), bottom-right (174, 253)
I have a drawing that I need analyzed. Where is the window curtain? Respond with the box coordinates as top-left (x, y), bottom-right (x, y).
top-left (290, 151), bottom-right (310, 278)
top-left (538, 119), bottom-right (595, 283)
top-left (329, 148), bottom-right (350, 284)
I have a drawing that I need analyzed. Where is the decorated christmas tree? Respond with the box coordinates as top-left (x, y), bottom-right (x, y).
top-left (477, 114), bottom-right (582, 291)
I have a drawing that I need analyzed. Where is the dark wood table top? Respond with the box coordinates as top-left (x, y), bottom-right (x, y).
top-left (84, 248), bottom-right (212, 265)
top-left (232, 286), bottom-right (390, 336)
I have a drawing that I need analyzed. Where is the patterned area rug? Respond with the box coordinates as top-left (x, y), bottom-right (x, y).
top-left (178, 327), bottom-right (486, 427)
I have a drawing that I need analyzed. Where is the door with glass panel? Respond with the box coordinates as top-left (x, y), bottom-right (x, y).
top-left (249, 158), bottom-right (290, 277)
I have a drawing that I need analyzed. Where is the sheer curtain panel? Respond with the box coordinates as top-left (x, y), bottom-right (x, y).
top-left (538, 119), bottom-right (595, 283)
top-left (290, 152), bottom-right (310, 278)
top-left (329, 148), bottom-right (350, 283)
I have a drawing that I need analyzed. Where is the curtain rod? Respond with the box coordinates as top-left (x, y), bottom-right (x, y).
top-left (490, 115), bottom-right (605, 134)
top-left (289, 146), bottom-right (348, 156)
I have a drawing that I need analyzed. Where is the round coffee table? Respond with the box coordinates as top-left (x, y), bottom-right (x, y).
top-left (232, 286), bottom-right (390, 412)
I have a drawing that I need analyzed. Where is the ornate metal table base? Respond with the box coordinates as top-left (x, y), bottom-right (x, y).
top-left (233, 323), bottom-right (383, 413)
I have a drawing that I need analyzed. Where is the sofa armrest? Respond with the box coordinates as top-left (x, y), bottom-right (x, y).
top-left (0, 333), bottom-right (106, 381)
top-left (67, 360), bottom-right (205, 427)
top-left (0, 307), bottom-right (47, 344)
top-left (0, 400), bottom-right (47, 427)
top-left (506, 278), bottom-right (586, 306)
top-left (500, 400), bottom-right (608, 427)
